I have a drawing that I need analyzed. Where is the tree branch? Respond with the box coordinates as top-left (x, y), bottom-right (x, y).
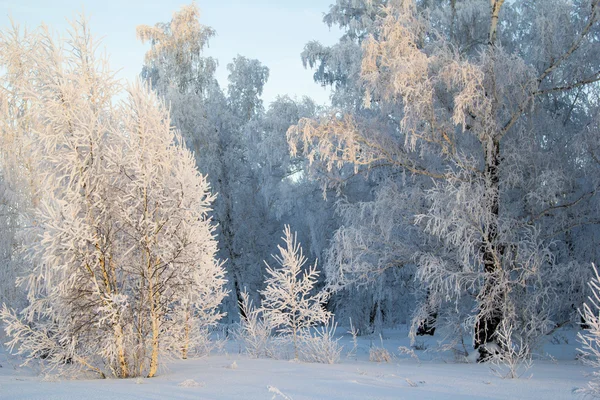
top-left (537, 0), bottom-right (600, 84)
top-left (534, 70), bottom-right (600, 96)
top-left (529, 189), bottom-right (598, 224)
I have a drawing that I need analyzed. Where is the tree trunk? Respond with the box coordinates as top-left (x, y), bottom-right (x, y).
top-left (472, 0), bottom-right (507, 362)
top-left (216, 121), bottom-right (245, 321)
top-left (293, 327), bottom-right (299, 360)
top-left (114, 324), bottom-right (129, 378)
top-left (148, 310), bottom-right (160, 377)
top-left (417, 289), bottom-right (438, 336)
top-left (219, 205), bottom-right (245, 319)
top-left (182, 310), bottom-right (190, 360)
top-left (474, 139), bottom-right (505, 361)
top-left (147, 268), bottom-right (160, 378)
top-left (488, 0), bottom-right (505, 45)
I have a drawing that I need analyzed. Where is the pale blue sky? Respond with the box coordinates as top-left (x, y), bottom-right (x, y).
top-left (0, 0), bottom-right (342, 106)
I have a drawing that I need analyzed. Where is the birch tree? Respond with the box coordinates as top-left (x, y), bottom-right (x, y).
top-left (0, 17), bottom-right (226, 378)
top-left (137, 4), bottom-right (333, 321)
top-left (137, 5), bottom-right (256, 318)
top-left (290, 0), bottom-right (600, 359)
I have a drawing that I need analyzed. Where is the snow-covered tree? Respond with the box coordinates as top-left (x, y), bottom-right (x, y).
top-left (227, 55), bottom-right (270, 122)
top-left (290, 0), bottom-right (600, 358)
top-left (0, 20), bottom-right (48, 311)
top-left (298, 1), bottom-right (420, 332)
top-left (137, 4), bottom-right (336, 323)
top-left (136, 3), bottom-right (217, 97)
top-left (579, 264), bottom-right (600, 396)
top-left (236, 291), bottom-right (273, 358)
top-left (138, 5), bottom-right (258, 319)
top-left (0, 17), bottom-right (226, 378)
top-left (261, 226), bottom-right (331, 359)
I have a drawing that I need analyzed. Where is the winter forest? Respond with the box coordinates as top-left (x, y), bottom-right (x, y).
top-left (1, 0), bottom-right (600, 398)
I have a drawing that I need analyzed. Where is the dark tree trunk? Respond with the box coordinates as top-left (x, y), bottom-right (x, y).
top-left (417, 289), bottom-right (438, 336)
top-left (474, 139), bottom-right (505, 361)
top-left (474, 0), bottom-right (507, 359)
top-left (369, 299), bottom-right (385, 332)
top-left (216, 123), bottom-right (245, 321)
top-left (416, 314), bottom-right (437, 336)
top-left (219, 181), bottom-right (245, 320)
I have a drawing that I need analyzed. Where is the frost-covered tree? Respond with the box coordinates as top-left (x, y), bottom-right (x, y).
top-left (136, 3), bottom-right (217, 97)
top-left (227, 55), bottom-right (270, 122)
top-left (236, 291), bottom-right (273, 358)
top-left (0, 18), bottom-right (226, 378)
top-left (298, 1), bottom-right (421, 333)
top-left (290, 0), bottom-right (600, 359)
top-left (0, 176), bottom-right (26, 309)
top-left (138, 5), bottom-right (261, 318)
top-left (0, 21), bottom-right (48, 310)
top-left (261, 226), bottom-right (331, 359)
top-left (579, 264), bottom-right (600, 396)
top-left (301, 0), bottom-right (388, 109)
top-left (251, 95), bottom-right (338, 280)
top-left (296, 0), bottom-right (423, 333)
top-left (137, 4), bottom-right (336, 322)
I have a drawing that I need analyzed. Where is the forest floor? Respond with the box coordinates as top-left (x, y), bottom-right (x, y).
top-left (0, 327), bottom-right (592, 399)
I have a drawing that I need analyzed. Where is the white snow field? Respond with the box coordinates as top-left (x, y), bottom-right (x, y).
top-left (0, 328), bottom-right (592, 399)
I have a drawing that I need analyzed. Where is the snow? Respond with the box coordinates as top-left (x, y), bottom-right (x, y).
top-left (0, 328), bottom-right (592, 399)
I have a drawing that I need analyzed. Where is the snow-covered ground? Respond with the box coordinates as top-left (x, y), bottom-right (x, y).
top-left (0, 327), bottom-right (592, 399)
